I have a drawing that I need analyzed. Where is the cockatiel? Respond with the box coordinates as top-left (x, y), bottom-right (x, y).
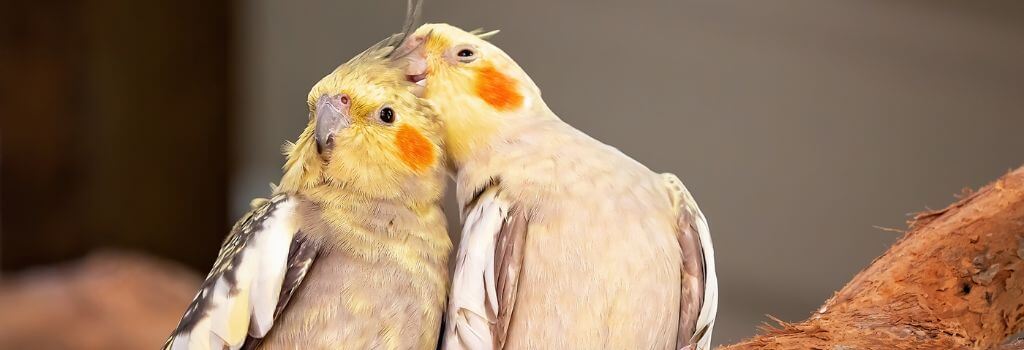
top-left (403, 24), bottom-right (718, 350)
top-left (163, 24), bottom-right (451, 350)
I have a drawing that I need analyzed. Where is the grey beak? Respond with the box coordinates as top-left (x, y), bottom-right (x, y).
top-left (314, 94), bottom-right (352, 154)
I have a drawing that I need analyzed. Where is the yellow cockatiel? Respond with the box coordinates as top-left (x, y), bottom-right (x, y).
top-left (404, 24), bottom-right (718, 350)
top-left (163, 17), bottom-right (451, 350)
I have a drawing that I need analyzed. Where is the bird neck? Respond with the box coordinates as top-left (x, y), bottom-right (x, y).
top-left (299, 176), bottom-right (451, 271)
top-left (442, 96), bottom-right (557, 170)
top-left (296, 170), bottom-right (445, 211)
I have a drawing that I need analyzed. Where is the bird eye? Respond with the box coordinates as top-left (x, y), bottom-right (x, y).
top-left (453, 45), bottom-right (478, 63)
top-left (379, 107), bottom-right (396, 124)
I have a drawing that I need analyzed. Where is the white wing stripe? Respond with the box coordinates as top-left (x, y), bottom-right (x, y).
top-left (693, 209), bottom-right (718, 350)
top-left (248, 200), bottom-right (298, 337)
top-left (444, 189), bottom-right (506, 350)
top-left (165, 196), bottom-right (300, 350)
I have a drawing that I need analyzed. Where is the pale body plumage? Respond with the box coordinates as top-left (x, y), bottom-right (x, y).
top-left (256, 187), bottom-right (450, 349)
top-left (407, 24), bottom-right (718, 350)
top-left (454, 121), bottom-right (686, 349)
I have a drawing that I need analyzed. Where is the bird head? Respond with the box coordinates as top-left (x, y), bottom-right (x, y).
top-left (403, 23), bottom-right (547, 164)
top-left (279, 35), bottom-right (445, 202)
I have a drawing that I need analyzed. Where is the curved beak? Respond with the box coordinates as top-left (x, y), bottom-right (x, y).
top-left (314, 93), bottom-right (351, 154)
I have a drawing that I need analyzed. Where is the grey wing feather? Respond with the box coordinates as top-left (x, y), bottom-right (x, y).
top-left (663, 173), bottom-right (718, 350)
top-left (492, 201), bottom-right (528, 349)
top-left (164, 194), bottom-right (316, 350)
top-left (274, 236), bottom-right (317, 318)
top-left (443, 185), bottom-right (525, 350)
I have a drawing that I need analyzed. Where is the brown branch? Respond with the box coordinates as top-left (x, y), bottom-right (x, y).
top-left (721, 166), bottom-right (1024, 349)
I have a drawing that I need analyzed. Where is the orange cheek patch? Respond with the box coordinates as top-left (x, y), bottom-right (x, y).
top-left (474, 64), bottom-right (524, 111)
top-left (394, 125), bottom-right (436, 173)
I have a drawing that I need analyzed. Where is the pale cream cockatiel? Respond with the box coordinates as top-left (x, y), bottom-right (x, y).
top-left (402, 24), bottom-right (718, 350)
top-left (163, 20), bottom-right (452, 349)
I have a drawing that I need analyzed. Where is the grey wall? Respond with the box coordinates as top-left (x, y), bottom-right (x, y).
top-left (236, 0), bottom-right (1024, 345)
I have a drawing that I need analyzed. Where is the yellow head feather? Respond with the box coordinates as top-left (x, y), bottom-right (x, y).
top-left (278, 37), bottom-right (445, 203)
top-left (407, 23), bottom-right (548, 165)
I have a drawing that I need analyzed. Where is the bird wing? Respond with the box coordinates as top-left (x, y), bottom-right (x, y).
top-left (164, 194), bottom-right (318, 350)
top-left (663, 173), bottom-right (718, 350)
top-left (443, 185), bottom-right (526, 350)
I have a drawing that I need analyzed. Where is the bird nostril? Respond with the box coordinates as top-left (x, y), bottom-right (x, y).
top-left (339, 95), bottom-right (350, 105)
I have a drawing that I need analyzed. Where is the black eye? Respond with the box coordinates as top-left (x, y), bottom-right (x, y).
top-left (379, 107), bottom-right (395, 124)
top-left (457, 49), bottom-right (474, 58)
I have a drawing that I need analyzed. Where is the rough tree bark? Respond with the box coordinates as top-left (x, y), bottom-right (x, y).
top-left (721, 166), bottom-right (1024, 350)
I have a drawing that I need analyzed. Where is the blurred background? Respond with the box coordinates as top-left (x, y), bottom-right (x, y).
top-left (2, 0), bottom-right (1023, 348)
